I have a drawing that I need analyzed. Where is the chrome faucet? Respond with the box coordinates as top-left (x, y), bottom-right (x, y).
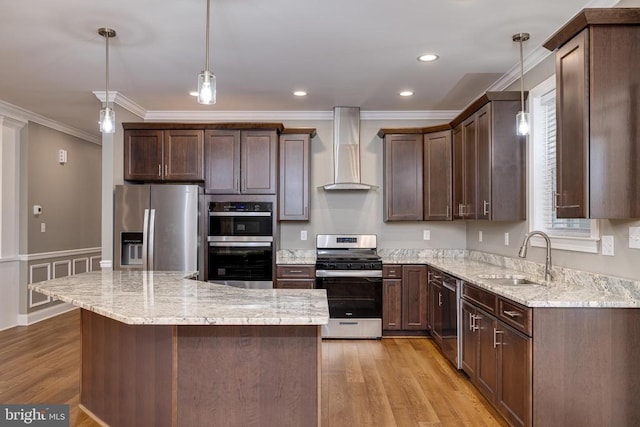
top-left (518, 231), bottom-right (554, 281)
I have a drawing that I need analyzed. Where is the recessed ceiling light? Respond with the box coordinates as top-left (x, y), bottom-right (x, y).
top-left (293, 90), bottom-right (308, 97)
top-left (417, 53), bottom-right (439, 62)
top-left (399, 91), bottom-right (415, 97)
top-left (189, 91), bottom-right (198, 97)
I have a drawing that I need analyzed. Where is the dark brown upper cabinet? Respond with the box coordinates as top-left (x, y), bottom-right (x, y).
top-left (424, 130), bottom-right (453, 220)
top-left (382, 133), bottom-right (424, 221)
top-left (124, 127), bottom-right (204, 182)
top-left (204, 127), bottom-right (280, 195)
top-left (451, 93), bottom-right (526, 221)
top-left (544, 8), bottom-right (640, 219)
top-left (278, 129), bottom-right (315, 221)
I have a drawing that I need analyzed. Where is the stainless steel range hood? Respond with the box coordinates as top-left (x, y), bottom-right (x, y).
top-left (322, 107), bottom-right (377, 191)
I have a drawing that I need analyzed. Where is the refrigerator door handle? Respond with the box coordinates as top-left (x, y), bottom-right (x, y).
top-left (148, 209), bottom-right (156, 271)
top-left (142, 209), bottom-right (150, 270)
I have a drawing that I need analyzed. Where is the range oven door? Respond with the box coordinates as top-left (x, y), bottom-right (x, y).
top-left (208, 239), bottom-right (273, 288)
top-left (315, 275), bottom-right (382, 318)
top-left (315, 271), bottom-right (383, 339)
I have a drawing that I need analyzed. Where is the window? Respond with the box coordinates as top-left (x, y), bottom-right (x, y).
top-left (528, 75), bottom-right (599, 253)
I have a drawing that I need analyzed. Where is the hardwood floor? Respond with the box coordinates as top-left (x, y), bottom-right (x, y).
top-left (0, 310), bottom-right (507, 426)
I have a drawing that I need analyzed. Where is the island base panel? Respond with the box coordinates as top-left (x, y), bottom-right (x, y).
top-left (80, 309), bottom-right (321, 427)
top-left (177, 324), bottom-right (320, 427)
top-left (80, 309), bottom-right (175, 427)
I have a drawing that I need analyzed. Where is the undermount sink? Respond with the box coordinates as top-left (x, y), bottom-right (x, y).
top-left (476, 274), bottom-right (543, 286)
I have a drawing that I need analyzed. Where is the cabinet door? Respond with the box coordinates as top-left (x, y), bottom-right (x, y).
top-left (279, 133), bottom-right (310, 220)
top-left (164, 130), bottom-right (204, 181)
top-left (383, 134), bottom-right (424, 221)
top-left (401, 265), bottom-right (428, 330)
top-left (452, 124), bottom-right (464, 220)
top-left (424, 130), bottom-right (452, 220)
top-left (204, 130), bottom-right (241, 194)
top-left (242, 130), bottom-right (277, 194)
top-left (497, 323), bottom-right (532, 427)
top-left (475, 310), bottom-right (498, 404)
top-left (556, 28), bottom-right (589, 218)
top-left (124, 129), bottom-right (164, 181)
top-left (383, 279), bottom-right (402, 330)
top-left (429, 281), bottom-right (442, 342)
top-left (462, 115), bottom-right (477, 219)
top-left (476, 104), bottom-right (492, 220)
top-left (461, 301), bottom-right (478, 380)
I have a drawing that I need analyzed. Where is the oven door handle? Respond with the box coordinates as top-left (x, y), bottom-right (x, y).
top-left (315, 270), bottom-right (382, 278)
top-left (209, 242), bottom-right (272, 248)
top-left (209, 212), bottom-right (271, 217)
top-left (208, 236), bottom-right (273, 243)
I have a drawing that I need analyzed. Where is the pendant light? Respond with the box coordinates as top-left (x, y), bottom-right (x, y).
top-left (98, 27), bottom-right (116, 134)
top-left (197, 0), bottom-right (216, 104)
top-left (513, 32), bottom-right (530, 136)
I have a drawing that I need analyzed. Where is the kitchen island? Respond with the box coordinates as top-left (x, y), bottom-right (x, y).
top-left (29, 271), bottom-right (329, 427)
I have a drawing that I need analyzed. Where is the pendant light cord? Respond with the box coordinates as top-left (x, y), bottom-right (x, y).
top-left (519, 37), bottom-right (525, 113)
top-left (205, 0), bottom-right (210, 71)
top-left (105, 33), bottom-right (110, 107)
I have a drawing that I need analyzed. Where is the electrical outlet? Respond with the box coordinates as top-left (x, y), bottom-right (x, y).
top-left (423, 230), bottom-right (431, 241)
top-left (300, 230), bottom-right (308, 241)
top-left (504, 232), bottom-right (510, 246)
top-left (40, 222), bottom-right (46, 233)
top-left (630, 227), bottom-right (640, 249)
top-left (478, 231), bottom-right (483, 242)
top-left (602, 235), bottom-right (614, 256)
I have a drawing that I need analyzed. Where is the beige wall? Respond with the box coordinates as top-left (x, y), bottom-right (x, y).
top-left (25, 122), bottom-right (102, 253)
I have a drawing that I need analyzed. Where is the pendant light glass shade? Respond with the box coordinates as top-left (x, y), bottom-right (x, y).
top-left (198, 70), bottom-right (216, 104)
top-left (516, 111), bottom-right (530, 136)
top-left (100, 106), bottom-right (115, 133)
top-left (197, 0), bottom-right (216, 105)
top-left (513, 32), bottom-right (530, 136)
top-left (98, 27), bottom-right (116, 134)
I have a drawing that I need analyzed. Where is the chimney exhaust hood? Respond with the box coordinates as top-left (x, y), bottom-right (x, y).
top-left (322, 107), bottom-right (377, 191)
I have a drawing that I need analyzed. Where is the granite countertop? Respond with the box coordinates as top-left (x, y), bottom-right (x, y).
top-left (275, 249), bottom-right (639, 308)
top-left (424, 258), bottom-right (639, 309)
top-left (29, 270), bottom-right (329, 326)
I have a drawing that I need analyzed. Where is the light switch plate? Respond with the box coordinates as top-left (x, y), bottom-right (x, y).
top-left (478, 231), bottom-right (483, 242)
top-left (602, 235), bottom-right (614, 256)
top-left (504, 232), bottom-right (510, 246)
top-left (423, 230), bottom-right (431, 241)
top-left (630, 227), bottom-right (640, 249)
top-left (300, 230), bottom-right (307, 241)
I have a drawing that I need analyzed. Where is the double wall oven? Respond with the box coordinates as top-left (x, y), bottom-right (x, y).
top-left (315, 234), bottom-right (383, 339)
top-left (207, 201), bottom-right (274, 289)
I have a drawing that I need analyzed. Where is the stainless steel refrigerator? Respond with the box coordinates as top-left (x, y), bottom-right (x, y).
top-left (114, 184), bottom-right (201, 273)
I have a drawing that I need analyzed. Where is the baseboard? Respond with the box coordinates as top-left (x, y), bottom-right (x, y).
top-left (17, 303), bottom-right (76, 326)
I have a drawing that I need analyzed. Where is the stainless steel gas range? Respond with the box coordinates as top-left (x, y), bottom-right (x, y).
top-left (315, 234), bottom-right (382, 339)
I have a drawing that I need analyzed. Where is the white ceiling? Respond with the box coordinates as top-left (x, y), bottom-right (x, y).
top-left (0, 0), bottom-right (623, 137)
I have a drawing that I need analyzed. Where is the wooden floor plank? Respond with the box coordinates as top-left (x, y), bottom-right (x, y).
top-left (1, 311), bottom-right (508, 427)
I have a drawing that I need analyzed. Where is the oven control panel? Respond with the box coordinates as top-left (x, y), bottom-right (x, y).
top-left (209, 202), bottom-right (272, 213)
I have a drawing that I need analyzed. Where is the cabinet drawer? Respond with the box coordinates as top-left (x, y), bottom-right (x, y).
top-left (275, 279), bottom-right (315, 290)
top-left (462, 283), bottom-right (496, 314)
top-left (276, 265), bottom-right (315, 279)
top-left (383, 265), bottom-right (403, 279)
top-left (498, 297), bottom-right (532, 336)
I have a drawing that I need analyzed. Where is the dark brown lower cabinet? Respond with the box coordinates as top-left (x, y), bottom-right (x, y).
top-left (382, 279), bottom-right (402, 330)
top-left (462, 285), bottom-right (531, 427)
top-left (382, 265), bottom-right (427, 332)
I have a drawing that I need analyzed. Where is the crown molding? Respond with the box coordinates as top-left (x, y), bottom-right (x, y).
top-left (0, 100), bottom-right (100, 144)
top-left (92, 91), bottom-right (146, 119)
top-left (360, 110), bottom-right (459, 121)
